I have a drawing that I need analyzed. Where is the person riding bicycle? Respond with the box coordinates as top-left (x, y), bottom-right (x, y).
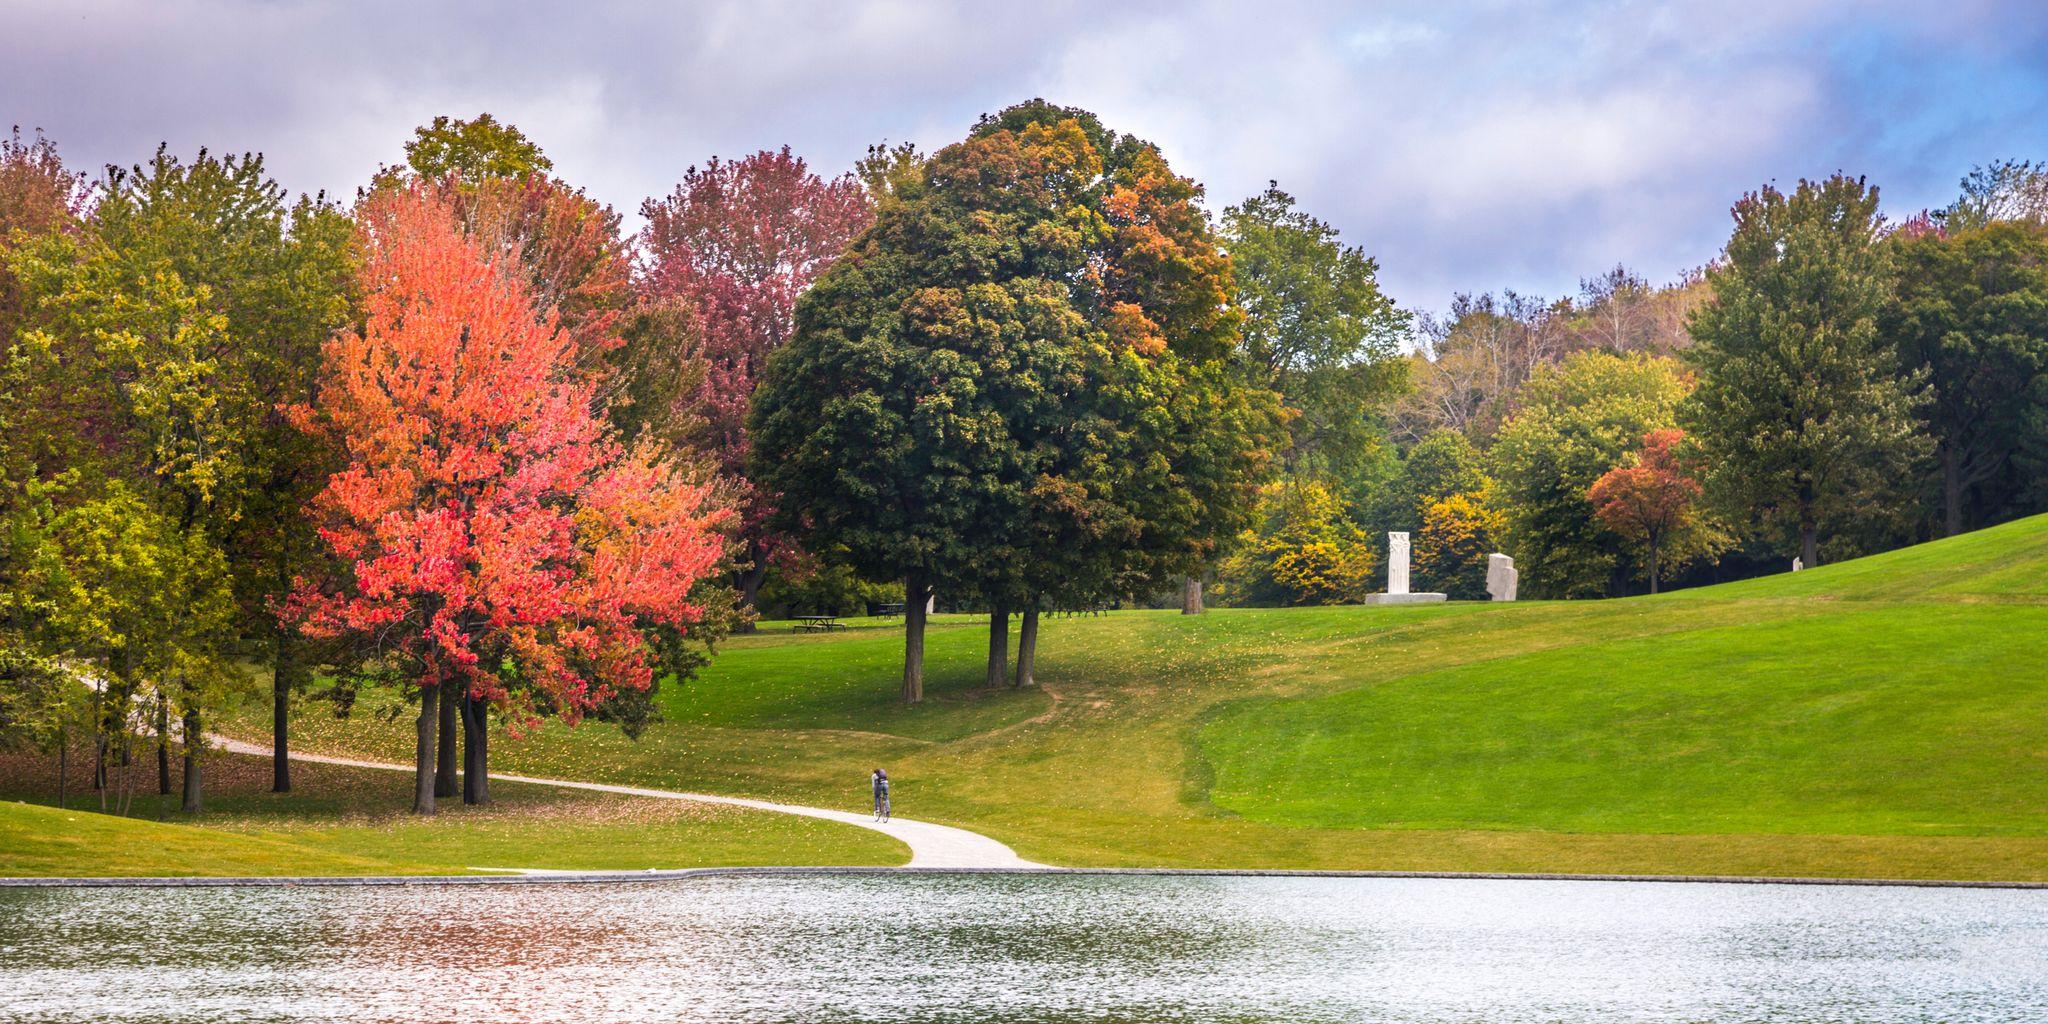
top-left (871, 768), bottom-right (891, 822)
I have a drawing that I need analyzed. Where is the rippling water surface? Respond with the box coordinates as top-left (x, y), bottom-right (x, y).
top-left (2, 874), bottom-right (2045, 1023)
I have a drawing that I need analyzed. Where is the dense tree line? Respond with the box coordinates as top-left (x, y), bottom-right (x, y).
top-left (1221, 166), bottom-right (2048, 604)
top-left (4, 104), bottom-right (2047, 815)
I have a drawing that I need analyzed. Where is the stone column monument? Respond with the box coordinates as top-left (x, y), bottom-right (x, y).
top-left (1364, 531), bottom-right (1445, 604)
top-left (1486, 553), bottom-right (1518, 601)
top-left (1387, 532), bottom-right (1411, 595)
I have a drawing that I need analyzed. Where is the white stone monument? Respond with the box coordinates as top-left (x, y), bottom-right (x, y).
top-left (1791, 557), bottom-right (1803, 572)
top-left (1364, 531), bottom-right (1446, 604)
top-left (1486, 553), bottom-right (1518, 601)
top-left (1387, 532), bottom-right (1411, 594)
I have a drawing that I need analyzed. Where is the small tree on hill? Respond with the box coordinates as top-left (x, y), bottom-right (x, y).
top-left (1587, 428), bottom-right (1705, 593)
top-left (1414, 492), bottom-right (1502, 600)
top-left (1491, 351), bottom-right (1689, 597)
top-left (1219, 480), bottom-right (1376, 606)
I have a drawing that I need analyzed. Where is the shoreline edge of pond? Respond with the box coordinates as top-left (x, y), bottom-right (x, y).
top-left (6, 865), bottom-right (2047, 890)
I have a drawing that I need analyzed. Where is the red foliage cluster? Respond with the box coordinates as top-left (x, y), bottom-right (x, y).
top-left (431, 172), bottom-right (635, 371)
top-left (1588, 428), bottom-right (1703, 590)
top-left (285, 185), bottom-right (726, 727)
top-left (638, 149), bottom-right (871, 576)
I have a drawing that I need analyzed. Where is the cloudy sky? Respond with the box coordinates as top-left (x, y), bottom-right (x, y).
top-left (6, 1), bottom-right (2047, 312)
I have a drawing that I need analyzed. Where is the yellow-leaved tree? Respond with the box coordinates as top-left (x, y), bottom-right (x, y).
top-left (1219, 480), bottom-right (1377, 605)
top-left (1414, 492), bottom-right (1504, 599)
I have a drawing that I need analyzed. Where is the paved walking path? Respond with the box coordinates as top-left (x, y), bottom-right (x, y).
top-left (211, 737), bottom-right (1039, 870)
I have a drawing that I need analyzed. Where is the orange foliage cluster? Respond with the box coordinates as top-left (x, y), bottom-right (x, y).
top-left (284, 185), bottom-right (726, 729)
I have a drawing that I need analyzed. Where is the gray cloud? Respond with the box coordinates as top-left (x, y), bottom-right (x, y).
top-left (5, 0), bottom-right (2045, 312)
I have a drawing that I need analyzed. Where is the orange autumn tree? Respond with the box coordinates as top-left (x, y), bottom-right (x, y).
top-left (1586, 428), bottom-right (1703, 593)
top-left (285, 186), bottom-right (726, 814)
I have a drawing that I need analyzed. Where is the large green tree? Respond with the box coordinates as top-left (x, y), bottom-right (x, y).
top-left (94, 149), bottom-right (355, 794)
top-left (6, 148), bottom-right (353, 807)
top-left (1222, 183), bottom-right (1407, 477)
top-left (1883, 220), bottom-right (2048, 535)
top-left (1684, 176), bottom-right (1927, 565)
top-left (753, 101), bottom-right (1276, 700)
top-left (1492, 351), bottom-right (1689, 597)
top-left (0, 131), bottom-right (89, 694)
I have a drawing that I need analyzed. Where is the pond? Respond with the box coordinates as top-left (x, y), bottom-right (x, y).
top-left (1, 873), bottom-right (2044, 1023)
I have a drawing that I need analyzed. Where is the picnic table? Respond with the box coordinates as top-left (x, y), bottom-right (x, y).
top-left (794, 614), bottom-right (846, 633)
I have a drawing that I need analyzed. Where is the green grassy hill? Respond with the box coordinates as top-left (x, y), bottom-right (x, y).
top-left (0, 799), bottom-right (443, 877)
top-left (180, 512), bottom-right (2048, 881)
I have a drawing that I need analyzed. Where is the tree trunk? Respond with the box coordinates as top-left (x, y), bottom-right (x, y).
top-left (92, 685), bottom-right (105, 794)
top-left (1940, 444), bottom-right (1964, 538)
top-left (1181, 576), bottom-right (1204, 615)
top-left (903, 573), bottom-right (930, 703)
top-left (180, 709), bottom-right (202, 814)
top-left (57, 727), bottom-right (67, 809)
top-left (413, 685), bottom-right (438, 816)
top-left (461, 689), bottom-right (489, 806)
top-left (734, 540), bottom-right (768, 634)
top-left (985, 608), bottom-right (1009, 690)
top-left (156, 699), bottom-right (171, 796)
top-left (1647, 534), bottom-right (1661, 595)
top-left (272, 632), bottom-right (295, 793)
top-left (117, 733), bottom-right (133, 817)
top-left (1798, 480), bottom-right (1820, 568)
top-left (1014, 607), bottom-right (1039, 688)
top-left (434, 679), bottom-right (459, 798)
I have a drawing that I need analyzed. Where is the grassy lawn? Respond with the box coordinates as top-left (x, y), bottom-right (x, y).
top-left (0, 745), bottom-right (906, 877)
top-left (188, 512), bottom-right (2048, 881)
top-left (0, 799), bottom-right (443, 877)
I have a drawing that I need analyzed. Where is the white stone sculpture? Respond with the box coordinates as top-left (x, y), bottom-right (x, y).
top-left (1486, 553), bottom-right (1518, 602)
top-left (1791, 558), bottom-right (1803, 572)
top-left (1387, 532), bottom-right (1411, 595)
top-left (1364, 531), bottom-right (1446, 604)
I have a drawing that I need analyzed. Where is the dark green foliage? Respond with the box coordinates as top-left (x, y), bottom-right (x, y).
top-left (1684, 175), bottom-right (1928, 565)
top-left (753, 102), bottom-right (1278, 698)
top-left (1224, 183), bottom-right (1408, 477)
top-left (1493, 352), bottom-right (1688, 597)
top-left (1883, 220), bottom-right (2048, 535)
top-left (1361, 428), bottom-right (1490, 537)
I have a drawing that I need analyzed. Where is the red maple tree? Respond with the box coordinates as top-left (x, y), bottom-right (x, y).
top-left (434, 172), bottom-right (634, 373)
top-left (1588, 427), bottom-right (1702, 593)
top-left (638, 148), bottom-right (871, 616)
top-left (285, 185), bottom-right (726, 812)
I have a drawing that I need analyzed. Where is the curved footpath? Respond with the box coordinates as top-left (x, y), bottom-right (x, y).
top-left (210, 736), bottom-right (1040, 871)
